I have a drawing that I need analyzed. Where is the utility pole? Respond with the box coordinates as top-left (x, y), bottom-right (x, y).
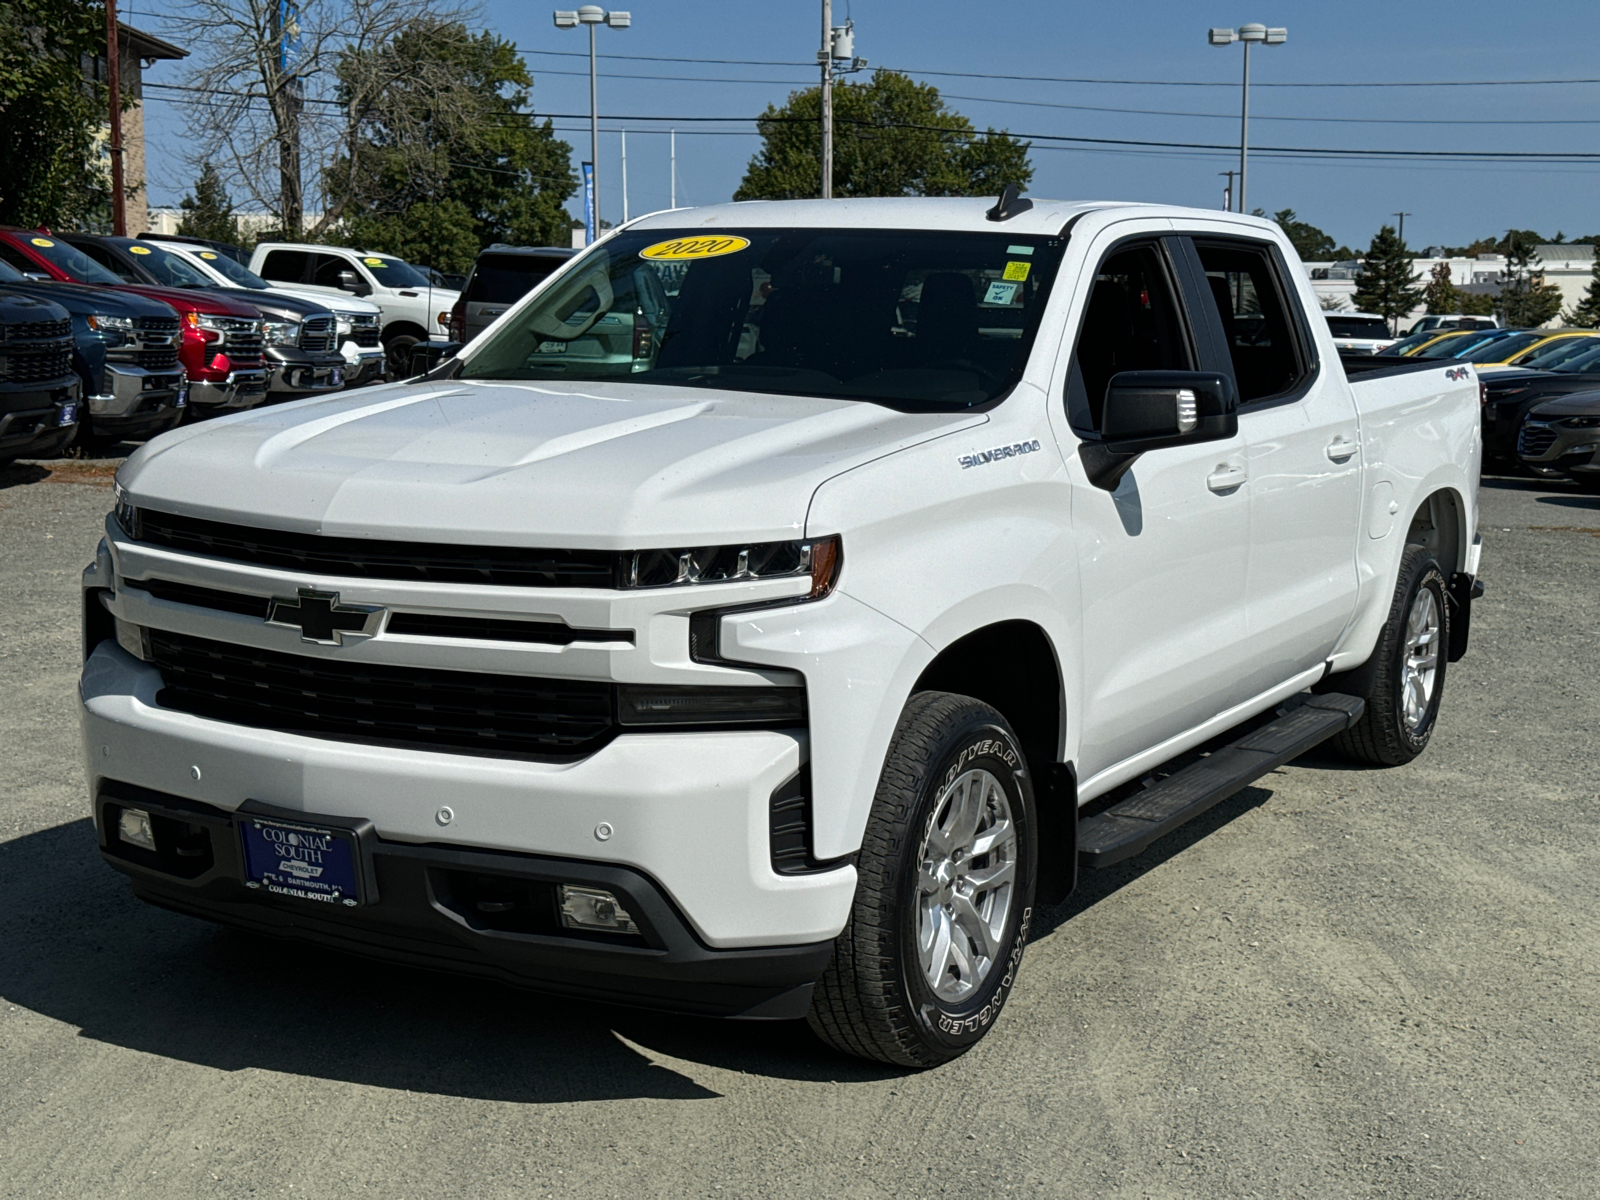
top-left (620, 129), bottom-right (628, 223)
top-left (105, 0), bottom-right (125, 235)
top-left (819, 0), bottom-right (833, 199)
top-left (1392, 211), bottom-right (1412, 246)
top-left (670, 129), bottom-right (676, 208)
top-left (272, 0), bottom-right (304, 236)
top-left (1219, 170), bottom-right (1237, 212)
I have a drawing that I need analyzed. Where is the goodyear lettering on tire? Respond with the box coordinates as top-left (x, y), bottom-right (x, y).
top-left (639, 236), bottom-right (750, 262)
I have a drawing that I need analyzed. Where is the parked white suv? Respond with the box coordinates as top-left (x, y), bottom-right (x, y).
top-left (140, 237), bottom-right (387, 386)
top-left (248, 243), bottom-right (458, 376)
top-left (85, 196), bottom-right (1483, 1066)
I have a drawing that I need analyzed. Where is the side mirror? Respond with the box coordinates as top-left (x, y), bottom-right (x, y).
top-left (337, 270), bottom-right (371, 297)
top-left (1081, 370), bottom-right (1238, 491)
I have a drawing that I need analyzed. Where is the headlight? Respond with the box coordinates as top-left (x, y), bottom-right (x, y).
top-left (87, 313), bottom-right (134, 348)
top-left (1558, 415), bottom-right (1600, 428)
top-left (622, 535), bottom-right (840, 596)
top-left (334, 314), bottom-right (354, 336)
top-left (262, 320), bottom-right (301, 346)
top-left (114, 495), bottom-right (142, 539)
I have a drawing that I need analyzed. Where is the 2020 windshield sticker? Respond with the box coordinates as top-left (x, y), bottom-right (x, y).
top-left (959, 440), bottom-right (1042, 470)
top-left (363, 257), bottom-right (386, 267)
top-left (639, 235), bottom-right (751, 262)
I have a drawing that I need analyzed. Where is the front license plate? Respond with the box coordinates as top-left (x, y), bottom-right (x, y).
top-left (330, 368), bottom-right (343, 385)
top-left (239, 817), bottom-right (362, 906)
top-left (57, 403), bottom-right (78, 427)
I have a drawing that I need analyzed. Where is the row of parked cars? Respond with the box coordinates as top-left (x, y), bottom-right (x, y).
top-left (0, 227), bottom-right (465, 463)
top-left (1321, 309), bottom-right (1600, 492)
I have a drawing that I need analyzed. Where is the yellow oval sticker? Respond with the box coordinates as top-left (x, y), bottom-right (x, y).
top-left (639, 236), bottom-right (750, 262)
top-left (31, 237), bottom-right (54, 247)
top-left (363, 257), bottom-right (386, 266)
top-left (129, 245), bottom-right (152, 254)
top-left (200, 251), bottom-right (218, 259)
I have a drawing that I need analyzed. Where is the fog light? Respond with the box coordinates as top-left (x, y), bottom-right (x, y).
top-left (118, 807), bottom-right (157, 852)
top-left (558, 885), bottom-right (639, 935)
top-left (114, 617), bottom-right (148, 660)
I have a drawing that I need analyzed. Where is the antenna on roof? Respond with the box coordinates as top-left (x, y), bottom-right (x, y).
top-left (986, 183), bottom-right (1033, 223)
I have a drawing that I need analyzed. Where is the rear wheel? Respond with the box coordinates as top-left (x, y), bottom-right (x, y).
top-left (385, 335), bottom-right (419, 380)
top-left (807, 692), bottom-right (1038, 1067)
top-left (1336, 543), bottom-right (1450, 766)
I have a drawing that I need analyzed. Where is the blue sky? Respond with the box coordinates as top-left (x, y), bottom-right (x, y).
top-left (133, 0), bottom-right (1600, 250)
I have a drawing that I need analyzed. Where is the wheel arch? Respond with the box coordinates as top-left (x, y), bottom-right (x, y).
top-left (1406, 485), bottom-right (1469, 574)
top-left (380, 319), bottom-right (429, 345)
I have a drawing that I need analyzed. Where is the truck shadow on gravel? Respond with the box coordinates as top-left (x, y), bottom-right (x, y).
top-left (0, 819), bottom-right (900, 1099)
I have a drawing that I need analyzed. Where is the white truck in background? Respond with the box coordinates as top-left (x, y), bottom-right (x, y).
top-left (83, 195), bottom-right (1482, 1067)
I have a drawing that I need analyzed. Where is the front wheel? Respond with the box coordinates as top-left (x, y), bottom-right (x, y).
top-left (1336, 543), bottom-right (1450, 766)
top-left (807, 692), bottom-right (1038, 1067)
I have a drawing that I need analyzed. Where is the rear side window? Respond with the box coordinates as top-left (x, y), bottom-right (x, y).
top-left (1326, 316), bottom-right (1391, 339)
top-left (1195, 242), bottom-right (1309, 403)
top-left (467, 255), bottom-right (566, 304)
top-left (259, 250), bottom-right (310, 283)
top-left (1066, 241), bottom-right (1192, 433)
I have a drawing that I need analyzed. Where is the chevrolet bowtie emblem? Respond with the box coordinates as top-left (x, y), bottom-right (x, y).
top-left (266, 588), bottom-right (383, 645)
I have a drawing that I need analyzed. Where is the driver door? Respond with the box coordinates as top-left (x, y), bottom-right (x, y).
top-left (1058, 233), bottom-right (1254, 787)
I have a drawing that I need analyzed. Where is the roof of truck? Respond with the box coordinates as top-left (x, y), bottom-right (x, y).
top-left (623, 198), bottom-right (1283, 238)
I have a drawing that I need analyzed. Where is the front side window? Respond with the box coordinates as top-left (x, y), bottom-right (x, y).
top-left (1195, 242), bottom-right (1308, 403)
top-left (312, 253), bottom-right (355, 288)
top-left (461, 228), bottom-right (1065, 409)
top-left (1066, 242), bottom-right (1192, 433)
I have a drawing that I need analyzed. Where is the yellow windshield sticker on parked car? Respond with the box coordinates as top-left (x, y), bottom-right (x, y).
top-left (200, 251), bottom-right (218, 259)
top-left (639, 236), bottom-right (750, 262)
top-left (129, 245), bottom-right (152, 254)
top-left (31, 237), bottom-right (54, 247)
top-left (363, 257), bottom-right (386, 266)
top-left (1002, 261), bottom-right (1031, 282)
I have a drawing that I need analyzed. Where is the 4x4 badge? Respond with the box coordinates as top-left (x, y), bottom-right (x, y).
top-left (266, 588), bottom-right (383, 645)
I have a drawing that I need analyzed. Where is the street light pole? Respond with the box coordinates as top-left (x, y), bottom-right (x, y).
top-left (1393, 211), bottom-right (1412, 247)
top-left (105, 0), bottom-right (126, 236)
top-left (819, 0), bottom-right (833, 198)
top-left (555, 7), bottom-right (630, 240)
top-left (1208, 25), bottom-right (1286, 214)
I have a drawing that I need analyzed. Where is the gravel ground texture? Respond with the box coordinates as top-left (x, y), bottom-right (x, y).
top-left (0, 459), bottom-right (1596, 1199)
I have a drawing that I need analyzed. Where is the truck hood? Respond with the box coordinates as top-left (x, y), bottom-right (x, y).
top-left (119, 379), bottom-right (989, 547)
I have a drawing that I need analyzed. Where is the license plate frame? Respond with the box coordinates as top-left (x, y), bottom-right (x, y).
top-left (235, 803), bottom-right (379, 907)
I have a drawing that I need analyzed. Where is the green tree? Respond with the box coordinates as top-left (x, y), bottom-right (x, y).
top-left (1459, 291), bottom-right (1496, 317)
top-left (1421, 261), bottom-right (1463, 315)
top-left (176, 163), bottom-right (245, 247)
top-left (735, 69), bottom-right (1031, 200)
top-left (1351, 225), bottom-right (1424, 332)
top-left (328, 22), bottom-right (576, 272)
top-left (1268, 209), bottom-right (1336, 262)
top-left (1496, 234), bottom-right (1564, 328)
top-left (0, 0), bottom-right (114, 226)
top-left (1561, 248), bottom-right (1600, 328)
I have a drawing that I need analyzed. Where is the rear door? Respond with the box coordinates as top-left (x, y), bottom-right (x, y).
top-left (1058, 229), bottom-right (1254, 783)
top-left (1181, 233), bottom-right (1361, 694)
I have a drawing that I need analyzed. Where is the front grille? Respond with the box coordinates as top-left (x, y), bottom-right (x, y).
top-left (132, 346), bottom-right (180, 371)
top-left (135, 316), bottom-right (181, 334)
top-left (149, 629), bottom-right (617, 758)
top-left (1519, 426), bottom-right (1558, 457)
top-left (136, 508), bottom-right (622, 588)
top-left (5, 317), bottom-right (71, 341)
top-left (351, 323), bottom-right (381, 348)
top-left (222, 331), bottom-right (264, 365)
top-left (0, 344), bottom-right (73, 383)
top-left (127, 577), bottom-right (633, 643)
top-left (299, 316), bottom-right (336, 354)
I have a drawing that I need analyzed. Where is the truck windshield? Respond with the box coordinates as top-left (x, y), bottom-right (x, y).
top-left (114, 240), bottom-right (216, 288)
top-left (460, 228), bottom-right (1066, 408)
top-left (361, 255), bottom-right (433, 288)
top-left (186, 249), bottom-right (274, 289)
top-left (23, 236), bottom-right (124, 285)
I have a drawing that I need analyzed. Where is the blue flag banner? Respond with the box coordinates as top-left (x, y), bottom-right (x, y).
top-left (582, 162), bottom-right (595, 246)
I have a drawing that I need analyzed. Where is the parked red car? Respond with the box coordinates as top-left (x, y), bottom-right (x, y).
top-left (0, 228), bottom-right (268, 412)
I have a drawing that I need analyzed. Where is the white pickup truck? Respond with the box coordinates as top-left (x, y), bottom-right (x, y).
top-left (82, 196), bottom-right (1483, 1067)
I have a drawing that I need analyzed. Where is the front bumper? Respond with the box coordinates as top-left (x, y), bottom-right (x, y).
top-left (0, 378), bottom-right (80, 454)
top-left (267, 347), bottom-right (347, 396)
top-left (86, 363), bottom-right (186, 435)
top-left (1518, 418), bottom-right (1600, 476)
top-left (80, 640), bottom-right (850, 949)
top-left (187, 369), bottom-right (268, 410)
top-left (340, 342), bottom-right (386, 385)
top-left (94, 780), bottom-right (833, 1018)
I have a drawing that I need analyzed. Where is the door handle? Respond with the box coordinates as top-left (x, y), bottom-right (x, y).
top-left (481, 307), bottom-right (507, 317)
top-left (1325, 436), bottom-right (1359, 462)
top-left (1206, 464), bottom-right (1248, 493)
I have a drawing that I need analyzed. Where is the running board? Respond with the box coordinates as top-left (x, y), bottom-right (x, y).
top-left (1077, 693), bottom-right (1365, 869)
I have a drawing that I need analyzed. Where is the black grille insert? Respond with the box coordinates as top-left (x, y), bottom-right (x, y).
top-left (136, 509), bottom-right (622, 588)
top-left (149, 629), bottom-right (618, 758)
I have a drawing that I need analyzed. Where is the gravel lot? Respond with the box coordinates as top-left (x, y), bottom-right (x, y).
top-left (1, 458), bottom-right (1596, 1199)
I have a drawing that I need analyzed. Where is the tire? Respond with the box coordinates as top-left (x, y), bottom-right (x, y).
top-left (807, 692), bottom-right (1038, 1067)
top-left (1335, 543), bottom-right (1450, 766)
top-left (385, 335), bottom-right (419, 380)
